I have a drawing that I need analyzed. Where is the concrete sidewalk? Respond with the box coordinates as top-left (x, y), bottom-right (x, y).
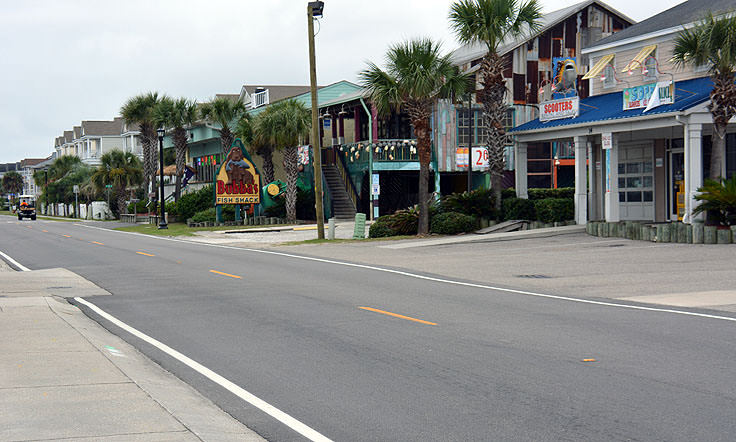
top-left (0, 260), bottom-right (265, 442)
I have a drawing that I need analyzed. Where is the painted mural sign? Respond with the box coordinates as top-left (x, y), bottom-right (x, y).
top-left (215, 139), bottom-right (260, 205)
top-left (622, 81), bottom-right (674, 111)
top-left (540, 96), bottom-right (579, 122)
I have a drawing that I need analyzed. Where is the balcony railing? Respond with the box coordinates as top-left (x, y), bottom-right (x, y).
top-left (251, 90), bottom-right (269, 109)
top-left (338, 139), bottom-right (418, 164)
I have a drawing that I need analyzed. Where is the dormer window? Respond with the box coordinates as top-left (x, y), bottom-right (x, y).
top-left (251, 88), bottom-right (270, 109)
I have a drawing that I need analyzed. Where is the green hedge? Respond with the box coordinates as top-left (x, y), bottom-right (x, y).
top-left (430, 211), bottom-right (478, 234)
top-left (503, 197), bottom-right (536, 220)
top-left (368, 220), bottom-right (396, 238)
top-left (439, 188), bottom-right (496, 219)
top-left (528, 187), bottom-right (574, 200)
top-left (534, 198), bottom-right (574, 223)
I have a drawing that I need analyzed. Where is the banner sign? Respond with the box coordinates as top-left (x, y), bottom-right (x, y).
top-left (540, 97), bottom-right (579, 122)
top-left (455, 147), bottom-right (490, 170)
top-left (623, 81), bottom-right (674, 111)
top-left (215, 139), bottom-right (260, 205)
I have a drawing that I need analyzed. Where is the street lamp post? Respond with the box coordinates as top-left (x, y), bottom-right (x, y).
top-left (157, 128), bottom-right (168, 229)
top-left (308, 0), bottom-right (325, 239)
top-left (467, 94), bottom-right (473, 192)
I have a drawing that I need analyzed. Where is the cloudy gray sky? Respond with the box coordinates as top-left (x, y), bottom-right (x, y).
top-left (1, 0), bottom-right (685, 163)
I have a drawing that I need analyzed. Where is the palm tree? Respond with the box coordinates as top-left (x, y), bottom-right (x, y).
top-left (154, 97), bottom-right (198, 201)
top-left (121, 92), bottom-right (161, 200)
top-left (245, 111), bottom-right (278, 185)
top-left (200, 96), bottom-right (247, 156)
top-left (360, 38), bottom-right (470, 234)
top-left (2, 171), bottom-right (24, 205)
top-left (48, 155), bottom-right (83, 181)
top-left (673, 12), bottom-right (736, 180)
top-left (256, 99), bottom-right (311, 222)
top-left (449, 0), bottom-right (542, 211)
top-left (90, 150), bottom-right (143, 217)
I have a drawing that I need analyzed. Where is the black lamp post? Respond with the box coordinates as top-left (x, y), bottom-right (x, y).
top-left (157, 127), bottom-right (167, 229)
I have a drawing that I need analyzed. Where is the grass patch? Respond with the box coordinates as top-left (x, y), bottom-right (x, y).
top-left (278, 235), bottom-right (417, 246)
top-left (115, 222), bottom-right (290, 237)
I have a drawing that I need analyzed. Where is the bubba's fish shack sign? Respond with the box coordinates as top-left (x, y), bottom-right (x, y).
top-left (540, 96), bottom-right (579, 122)
top-left (215, 139), bottom-right (260, 205)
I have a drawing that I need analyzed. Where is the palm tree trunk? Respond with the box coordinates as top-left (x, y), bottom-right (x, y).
top-left (261, 147), bottom-right (275, 184)
top-left (116, 188), bottom-right (127, 218)
top-left (413, 117), bottom-right (432, 234)
top-left (708, 71), bottom-right (736, 179)
top-left (174, 127), bottom-right (187, 201)
top-left (283, 146), bottom-right (298, 222)
top-left (711, 128), bottom-right (726, 180)
top-left (479, 53), bottom-right (508, 213)
top-left (221, 127), bottom-right (234, 156)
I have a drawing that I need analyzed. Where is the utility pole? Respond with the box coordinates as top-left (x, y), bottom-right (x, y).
top-left (308, 1), bottom-right (325, 239)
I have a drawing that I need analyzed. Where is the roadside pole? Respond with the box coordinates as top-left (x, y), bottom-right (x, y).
top-left (307, 1), bottom-right (325, 239)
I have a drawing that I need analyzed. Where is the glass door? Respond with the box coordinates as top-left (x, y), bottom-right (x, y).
top-left (670, 149), bottom-right (684, 221)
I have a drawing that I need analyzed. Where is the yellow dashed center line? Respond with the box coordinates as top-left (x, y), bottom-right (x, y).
top-left (62, 235), bottom-right (71, 238)
top-left (42, 230), bottom-right (48, 233)
top-left (90, 241), bottom-right (104, 245)
top-left (136, 252), bottom-right (155, 257)
top-left (209, 269), bottom-right (241, 279)
top-left (358, 306), bottom-right (437, 326)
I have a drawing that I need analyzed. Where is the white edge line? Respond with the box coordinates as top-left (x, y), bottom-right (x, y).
top-left (76, 224), bottom-right (736, 323)
top-left (0, 250), bottom-right (31, 271)
top-left (74, 223), bottom-right (736, 323)
top-left (73, 296), bottom-right (333, 442)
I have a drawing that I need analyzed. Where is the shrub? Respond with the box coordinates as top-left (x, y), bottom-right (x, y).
top-left (528, 187), bottom-right (574, 200)
top-left (389, 207), bottom-right (418, 235)
top-left (430, 211), bottom-right (478, 234)
top-left (440, 188), bottom-right (496, 219)
top-left (177, 185), bottom-right (214, 221)
top-left (693, 177), bottom-right (736, 226)
top-left (191, 207), bottom-right (217, 223)
top-left (501, 188), bottom-right (517, 200)
top-left (128, 199), bottom-right (155, 214)
top-left (367, 208), bottom-right (419, 238)
top-left (190, 205), bottom-right (235, 223)
top-left (368, 220), bottom-right (396, 238)
top-left (534, 198), bottom-right (574, 223)
top-left (503, 197), bottom-right (536, 220)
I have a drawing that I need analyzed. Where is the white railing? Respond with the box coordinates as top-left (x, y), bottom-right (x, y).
top-left (251, 89), bottom-right (269, 109)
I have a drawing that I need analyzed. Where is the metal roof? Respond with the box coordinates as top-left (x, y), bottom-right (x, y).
top-left (511, 76), bottom-right (712, 133)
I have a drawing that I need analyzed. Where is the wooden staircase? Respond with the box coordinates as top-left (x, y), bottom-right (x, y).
top-left (322, 165), bottom-right (357, 220)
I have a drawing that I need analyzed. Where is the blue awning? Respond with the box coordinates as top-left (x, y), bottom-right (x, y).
top-left (511, 76), bottom-right (713, 133)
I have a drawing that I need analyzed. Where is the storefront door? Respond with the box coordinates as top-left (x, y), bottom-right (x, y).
top-left (618, 142), bottom-right (655, 221)
top-left (669, 149), bottom-right (685, 220)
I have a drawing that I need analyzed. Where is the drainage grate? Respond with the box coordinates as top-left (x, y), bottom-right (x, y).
top-left (608, 244), bottom-right (625, 247)
top-left (46, 286), bottom-right (72, 289)
top-left (515, 274), bottom-right (552, 279)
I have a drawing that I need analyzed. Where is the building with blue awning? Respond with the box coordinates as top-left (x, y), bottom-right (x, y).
top-left (511, 0), bottom-right (736, 226)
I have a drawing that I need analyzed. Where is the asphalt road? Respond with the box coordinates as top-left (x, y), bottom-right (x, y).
top-left (2, 217), bottom-right (736, 442)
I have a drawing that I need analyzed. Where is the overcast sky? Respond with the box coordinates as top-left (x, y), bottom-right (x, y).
top-left (0, 0), bottom-right (686, 163)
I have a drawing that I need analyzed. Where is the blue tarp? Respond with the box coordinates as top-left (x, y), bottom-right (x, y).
top-left (511, 76), bottom-right (713, 133)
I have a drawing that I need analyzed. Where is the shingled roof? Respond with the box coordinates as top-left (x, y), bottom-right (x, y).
top-left (81, 118), bottom-right (124, 136)
top-left (590, 0), bottom-right (735, 48)
top-left (241, 85), bottom-right (314, 104)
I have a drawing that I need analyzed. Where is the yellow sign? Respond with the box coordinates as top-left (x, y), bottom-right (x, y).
top-left (215, 140), bottom-right (260, 205)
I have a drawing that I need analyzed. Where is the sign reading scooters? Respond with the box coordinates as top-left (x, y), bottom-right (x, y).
top-left (540, 96), bottom-right (579, 122)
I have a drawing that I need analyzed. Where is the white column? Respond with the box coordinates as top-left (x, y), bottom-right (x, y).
top-left (515, 142), bottom-right (528, 198)
top-left (604, 134), bottom-right (620, 222)
top-left (573, 136), bottom-right (588, 224)
top-left (684, 123), bottom-right (703, 223)
top-left (587, 140), bottom-right (595, 220)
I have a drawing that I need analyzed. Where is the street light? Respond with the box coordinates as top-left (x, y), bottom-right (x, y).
top-left (308, 0), bottom-right (325, 238)
top-left (157, 127), bottom-right (167, 229)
